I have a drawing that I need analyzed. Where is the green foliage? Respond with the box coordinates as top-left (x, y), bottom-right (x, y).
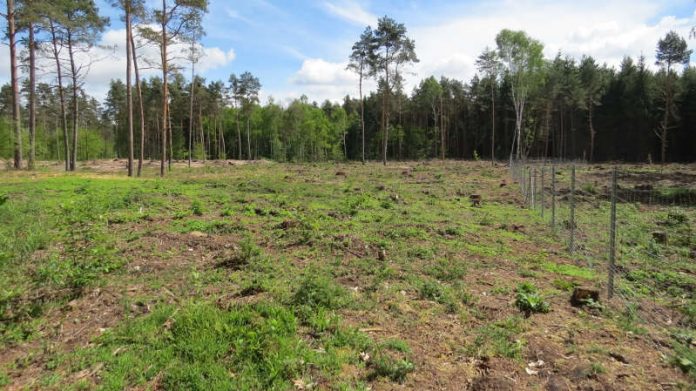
top-left (671, 335), bottom-right (696, 379)
top-left (515, 282), bottom-right (550, 315)
top-left (541, 262), bottom-right (595, 280)
top-left (291, 273), bottom-right (348, 321)
top-left (468, 316), bottom-right (525, 359)
top-left (190, 200), bottom-right (204, 216)
top-left (72, 302), bottom-right (319, 390)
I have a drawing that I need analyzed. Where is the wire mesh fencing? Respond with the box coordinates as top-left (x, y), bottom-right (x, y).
top-left (509, 160), bottom-right (696, 317)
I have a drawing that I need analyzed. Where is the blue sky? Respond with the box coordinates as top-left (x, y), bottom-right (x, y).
top-left (3, 0), bottom-right (696, 103)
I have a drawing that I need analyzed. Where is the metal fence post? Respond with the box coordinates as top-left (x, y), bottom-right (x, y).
top-left (528, 167), bottom-right (532, 207)
top-left (531, 168), bottom-right (536, 209)
top-left (569, 164), bottom-right (576, 254)
top-left (524, 167), bottom-right (528, 205)
top-left (608, 166), bottom-right (618, 299)
top-left (541, 167), bottom-right (545, 218)
top-left (551, 165), bottom-right (556, 231)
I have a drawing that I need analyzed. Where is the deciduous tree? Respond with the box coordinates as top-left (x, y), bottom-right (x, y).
top-left (495, 29), bottom-right (544, 160)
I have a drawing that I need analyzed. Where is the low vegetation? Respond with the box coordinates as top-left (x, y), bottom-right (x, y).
top-left (0, 161), bottom-right (694, 389)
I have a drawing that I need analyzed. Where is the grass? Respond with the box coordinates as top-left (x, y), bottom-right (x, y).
top-left (70, 301), bottom-right (373, 390)
top-left (1, 161), bottom-right (695, 389)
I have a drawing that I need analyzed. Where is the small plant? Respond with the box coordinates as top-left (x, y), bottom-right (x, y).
top-left (368, 341), bottom-right (415, 383)
top-left (419, 279), bottom-right (445, 302)
top-left (238, 237), bottom-right (262, 263)
top-left (617, 303), bottom-right (647, 334)
top-left (515, 282), bottom-right (550, 316)
top-left (467, 316), bottom-right (525, 359)
top-left (426, 259), bottom-right (466, 282)
top-left (191, 200), bottom-right (204, 216)
top-left (581, 183), bottom-right (597, 195)
top-left (665, 211), bottom-right (688, 226)
top-left (671, 337), bottom-right (696, 379)
top-left (586, 362), bottom-right (606, 377)
top-left (418, 279), bottom-right (458, 313)
top-left (291, 273), bottom-right (347, 321)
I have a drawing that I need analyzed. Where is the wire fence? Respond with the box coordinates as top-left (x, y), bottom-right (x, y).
top-left (509, 160), bottom-right (696, 319)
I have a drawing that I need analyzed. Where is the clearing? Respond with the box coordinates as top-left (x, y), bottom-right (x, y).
top-left (1, 160), bottom-right (695, 390)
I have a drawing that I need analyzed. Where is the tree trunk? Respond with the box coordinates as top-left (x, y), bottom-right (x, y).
top-left (28, 22), bottom-right (37, 169)
top-left (588, 99), bottom-right (595, 162)
top-left (168, 101), bottom-right (173, 169)
top-left (67, 30), bottom-right (79, 171)
top-left (246, 115), bottom-right (251, 161)
top-left (544, 101), bottom-right (551, 160)
top-left (199, 103), bottom-right (205, 161)
top-left (359, 69), bottom-right (365, 163)
top-left (126, 7), bottom-right (134, 176)
top-left (440, 93), bottom-right (445, 160)
top-left (131, 29), bottom-right (145, 177)
top-left (661, 73), bottom-right (672, 164)
top-left (236, 106), bottom-right (242, 159)
top-left (160, 0), bottom-right (168, 176)
top-left (50, 20), bottom-right (70, 171)
top-left (188, 61), bottom-right (195, 166)
top-left (382, 56), bottom-right (390, 166)
top-left (490, 81), bottom-right (495, 164)
top-left (7, 0), bottom-right (22, 169)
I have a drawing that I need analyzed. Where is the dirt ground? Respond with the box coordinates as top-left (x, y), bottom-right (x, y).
top-left (0, 160), bottom-right (694, 390)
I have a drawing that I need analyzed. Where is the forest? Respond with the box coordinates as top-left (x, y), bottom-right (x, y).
top-left (2, 1), bottom-right (694, 175)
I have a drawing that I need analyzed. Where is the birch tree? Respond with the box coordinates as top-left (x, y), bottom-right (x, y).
top-left (495, 29), bottom-right (544, 161)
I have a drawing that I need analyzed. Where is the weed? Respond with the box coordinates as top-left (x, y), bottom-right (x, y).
top-left (468, 316), bottom-right (525, 359)
top-left (291, 273), bottom-right (347, 321)
top-left (617, 303), bottom-right (647, 334)
top-left (425, 258), bottom-right (466, 281)
top-left (671, 334), bottom-right (696, 379)
top-left (515, 282), bottom-right (550, 316)
top-left (418, 279), bottom-right (459, 313)
top-left (581, 183), bottom-right (597, 195)
top-left (191, 200), bottom-right (204, 216)
top-left (72, 302), bottom-right (321, 390)
top-left (0, 370), bottom-right (8, 387)
top-left (368, 340), bottom-right (415, 383)
top-left (587, 362), bottom-right (606, 377)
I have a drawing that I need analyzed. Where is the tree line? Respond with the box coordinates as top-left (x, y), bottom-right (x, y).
top-left (2, 3), bottom-right (695, 176)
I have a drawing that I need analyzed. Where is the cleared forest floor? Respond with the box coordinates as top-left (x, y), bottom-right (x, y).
top-left (0, 160), bottom-right (694, 390)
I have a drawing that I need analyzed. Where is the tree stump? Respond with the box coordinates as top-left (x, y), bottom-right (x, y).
top-left (470, 194), bottom-right (482, 207)
top-left (652, 231), bottom-right (668, 245)
top-left (570, 287), bottom-right (600, 307)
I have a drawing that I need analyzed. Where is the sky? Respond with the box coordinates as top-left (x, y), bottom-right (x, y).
top-left (2, 0), bottom-right (696, 105)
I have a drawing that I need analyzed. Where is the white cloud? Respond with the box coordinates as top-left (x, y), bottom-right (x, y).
top-left (291, 0), bottom-right (696, 103)
top-left (322, 0), bottom-right (377, 26)
top-left (292, 58), bottom-right (355, 85)
top-left (283, 58), bottom-right (379, 104)
top-left (410, 0), bottom-right (696, 85)
top-left (198, 48), bottom-right (236, 72)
